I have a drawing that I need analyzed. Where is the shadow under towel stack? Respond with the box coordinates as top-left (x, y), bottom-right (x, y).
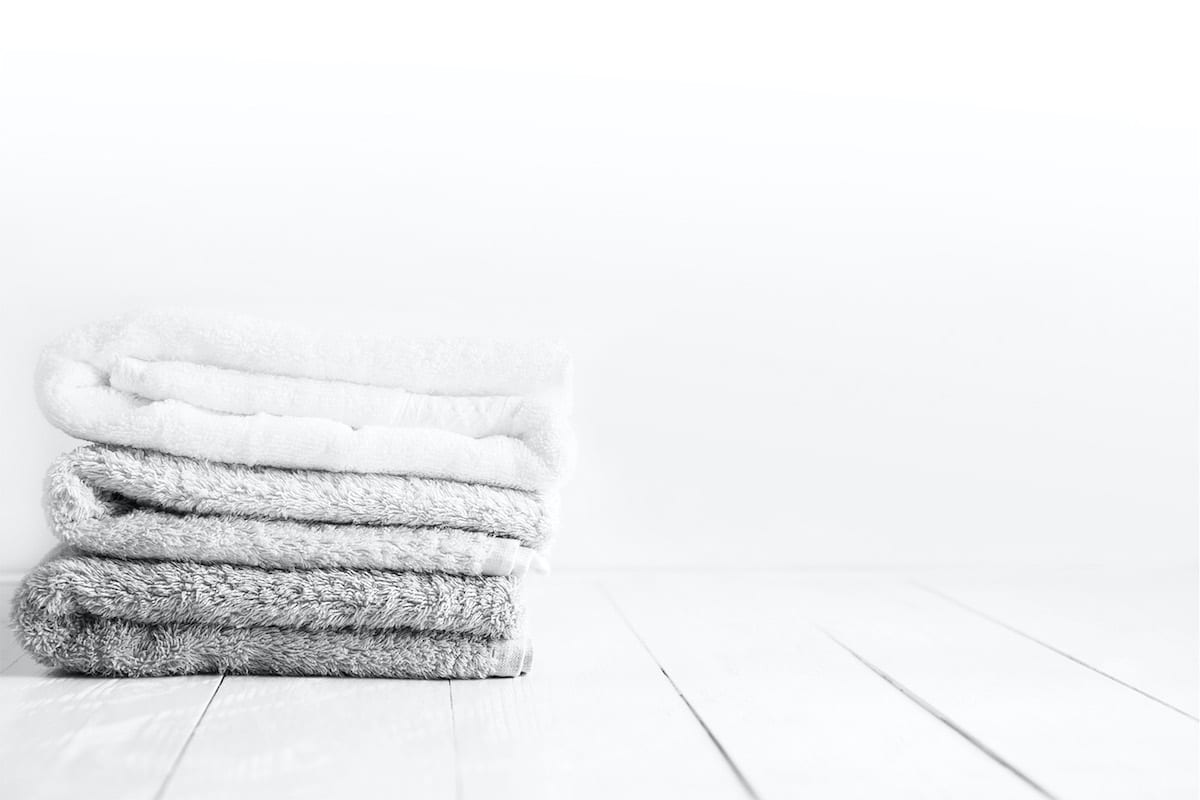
top-left (12, 310), bottom-right (573, 678)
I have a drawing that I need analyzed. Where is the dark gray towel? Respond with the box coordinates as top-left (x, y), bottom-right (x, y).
top-left (11, 547), bottom-right (531, 678)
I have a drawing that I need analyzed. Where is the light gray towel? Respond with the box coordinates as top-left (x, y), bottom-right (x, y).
top-left (47, 445), bottom-right (556, 574)
top-left (11, 547), bottom-right (531, 678)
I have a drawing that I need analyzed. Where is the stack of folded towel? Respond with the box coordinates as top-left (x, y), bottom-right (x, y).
top-left (11, 310), bottom-right (573, 679)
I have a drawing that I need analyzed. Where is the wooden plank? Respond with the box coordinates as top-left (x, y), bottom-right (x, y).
top-left (0, 671), bottom-right (221, 800)
top-left (1, 579), bottom-right (223, 797)
top-left (5, 571), bottom-right (1192, 798)
top-left (161, 676), bottom-right (456, 800)
top-left (816, 576), bottom-right (1199, 800)
top-left (914, 568), bottom-right (1199, 717)
top-left (449, 574), bottom-right (747, 799)
top-left (603, 571), bottom-right (1044, 799)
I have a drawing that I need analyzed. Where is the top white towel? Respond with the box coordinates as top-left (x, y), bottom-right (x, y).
top-left (37, 310), bottom-right (574, 490)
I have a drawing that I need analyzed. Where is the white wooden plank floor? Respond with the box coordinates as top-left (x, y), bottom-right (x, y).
top-left (1, 569), bottom-right (1196, 799)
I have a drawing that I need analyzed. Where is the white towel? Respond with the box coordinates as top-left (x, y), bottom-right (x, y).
top-left (37, 309), bottom-right (573, 490)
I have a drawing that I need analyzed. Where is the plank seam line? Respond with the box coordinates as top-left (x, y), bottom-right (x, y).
top-left (448, 681), bottom-right (463, 800)
top-left (598, 583), bottom-right (762, 800)
top-left (153, 673), bottom-right (226, 800)
top-left (913, 582), bottom-right (1199, 722)
top-left (821, 628), bottom-right (1059, 800)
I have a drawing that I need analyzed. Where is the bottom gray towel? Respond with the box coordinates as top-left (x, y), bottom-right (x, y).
top-left (11, 547), bottom-right (530, 679)
top-left (14, 613), bottom-right (531, 679)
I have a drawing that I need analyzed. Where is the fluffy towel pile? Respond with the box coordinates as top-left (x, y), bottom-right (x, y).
top-left (12, 310), bottom-right (572, 679)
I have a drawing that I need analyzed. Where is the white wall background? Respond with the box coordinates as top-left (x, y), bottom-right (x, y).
top-left (1, 1), bottom-right (1195, 573)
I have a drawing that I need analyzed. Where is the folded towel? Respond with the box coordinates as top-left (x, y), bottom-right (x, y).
top-left (15, 547), bottom-right (524, 638)
top-left (37, 309), bottom-right (574, 490)
top-left (48, 445), bottom-right (553, 575)
top-left (14, 584), bottom-right (531, 679)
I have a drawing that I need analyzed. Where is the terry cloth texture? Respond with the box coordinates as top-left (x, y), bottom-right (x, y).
top-left (36, 309), bottom-right (574, 490)
top-left (17, 617), bottom-right (532, 678)
top-left (15, 547), bottom-right (524, 638)
top-left (47, 445), bottom-right (552, 575)
top-left (12, 548), bottom-right (532, 678)
top-left (13, 573), bottom-right (531, 679)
